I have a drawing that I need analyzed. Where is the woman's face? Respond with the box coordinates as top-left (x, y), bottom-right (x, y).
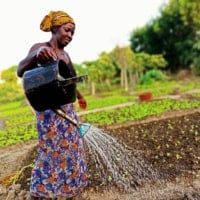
top-left (54, 23), bottom-right (75, 47)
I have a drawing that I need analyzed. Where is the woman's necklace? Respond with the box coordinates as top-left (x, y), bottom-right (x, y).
top-left (54, 49), bottom-right (70, 64)
top-left (48, 42), bottom-right (65, 57)
top-left (48, 42), bottom-right (70, 64)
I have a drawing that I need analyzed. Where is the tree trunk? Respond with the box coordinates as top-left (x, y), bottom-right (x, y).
top-left (120, 68), bottom-right (124, 88)
top-left (124, 67), bottom-right (128, 91)
top-left (135, 71), bottom-right (139, 84)
top-left (106, 79), bottom-right (111, 88)
top-left (91, 81), bottom-right (96, 96)
top-left (128, 69), bottom-right (134, 88)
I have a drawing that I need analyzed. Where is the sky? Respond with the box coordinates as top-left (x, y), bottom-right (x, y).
top-left (0, 0), bottom-right (168, 71)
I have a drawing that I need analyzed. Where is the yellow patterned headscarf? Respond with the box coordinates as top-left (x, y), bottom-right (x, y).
top-left (40, 11), bottom-right (74, 32)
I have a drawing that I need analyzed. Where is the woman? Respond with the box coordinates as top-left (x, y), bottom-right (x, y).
top-left (17, 11), bottom-right (88, 200)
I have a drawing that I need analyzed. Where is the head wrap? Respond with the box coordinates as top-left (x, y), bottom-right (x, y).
top-left (40, 10), bottom-right (74, 32)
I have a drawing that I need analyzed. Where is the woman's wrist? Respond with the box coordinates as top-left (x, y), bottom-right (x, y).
top-left (78, 96), bottom-right (84, 100)
top-left (77, 91), bottom-right (83, 100)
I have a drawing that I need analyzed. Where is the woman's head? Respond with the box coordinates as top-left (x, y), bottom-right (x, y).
top-left (53, 23), bottom-right (75, 47)
top-left (40, 10), bottom-right (75, 47)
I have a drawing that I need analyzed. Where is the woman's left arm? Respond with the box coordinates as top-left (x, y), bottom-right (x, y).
top-left (65, 53), bottom-right (87, 109)
top-left (77, 90), bottom-right (87, 109)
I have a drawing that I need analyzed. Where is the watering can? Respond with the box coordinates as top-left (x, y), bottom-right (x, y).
top-left (23, 59), bottom-right (87, 111)
top-left (22, 59), bottom-right (91, 137)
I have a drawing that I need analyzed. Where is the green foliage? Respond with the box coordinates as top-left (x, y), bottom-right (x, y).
top-left (83, 54), bottom-right (118, 94)
top-left (0, 82), bottom-right (23, 104)
top-left (179, 0), bottom-right (200, 28)
top-left (0, 101), bottom-right (22, 112)
top-left (139, 69), bottom-right (167, 85)
top-left (192, 34), bottom-right (200, 75)
top-left (135, 53), bottom-right (167, 71)
top-left (130, 0), bottom-right (200, 72)
top-left (0, 124), bottom-right (37, 147)
top-left (111, 46), bottom-right (136, 69)
top-left (98, 52), bottom-right (116, 80)
top-left (192, 57), bottom-right (200, 75)
top-left (84, 55), bottom-right (116, 83)
top-left (74, 63), bottom-right (88, 77)
top-left (1, 65), bottom-right (18, 83)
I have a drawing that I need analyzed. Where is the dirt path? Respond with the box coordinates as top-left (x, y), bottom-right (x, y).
top-left (0, 141), bottom-right (37, 179)
top-left (78, 102), bottom-right (136, 116)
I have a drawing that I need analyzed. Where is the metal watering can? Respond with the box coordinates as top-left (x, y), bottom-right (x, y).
top-left (22, 59), bottom-right (91, 137)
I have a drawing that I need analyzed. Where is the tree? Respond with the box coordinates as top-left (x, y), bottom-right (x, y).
top-left (130, 0), bottom-right (200, 72)
top-left (111, 46), bottom-right (136, 91)
top-left (98, 52), bottom-right (116, 88)
top-left (179, 0), bottom-right (200, 29)
top-left (83, 60), bottom-right (102, 95)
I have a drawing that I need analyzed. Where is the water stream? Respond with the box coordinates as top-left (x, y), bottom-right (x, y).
top-left (83, 125), bottom-right (160, 192)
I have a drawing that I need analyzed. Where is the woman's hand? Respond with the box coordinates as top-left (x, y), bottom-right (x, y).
top-left (36, 46), bottom-right (57, 64)
top-left (78, 97), bottom-right (87, 110)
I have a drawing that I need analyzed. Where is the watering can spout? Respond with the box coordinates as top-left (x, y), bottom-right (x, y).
top-left (78, 123), bottom-right (91, 137)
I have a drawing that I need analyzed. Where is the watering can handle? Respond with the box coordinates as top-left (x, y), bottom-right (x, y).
top-left (58, 75), bottom-right (87, 87)
top-left (53, 108), bottom-right (91, 138)
top-left (53, 108), bottom-right (79, 128)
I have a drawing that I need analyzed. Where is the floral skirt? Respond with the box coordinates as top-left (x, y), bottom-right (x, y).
top-left (30, 104), bottom-right (88, 198)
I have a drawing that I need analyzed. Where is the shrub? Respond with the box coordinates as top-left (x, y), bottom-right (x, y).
top-left (139, 69), bottom-right (166, 85)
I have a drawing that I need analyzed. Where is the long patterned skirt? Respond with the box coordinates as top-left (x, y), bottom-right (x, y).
top-left (30, 104), bottom-right (88, 198)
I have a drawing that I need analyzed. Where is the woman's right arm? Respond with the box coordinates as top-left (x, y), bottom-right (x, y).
top-left (17, 43), bottom-right (57, 77)
top-left (17, 43), bottom-right (43, 77)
